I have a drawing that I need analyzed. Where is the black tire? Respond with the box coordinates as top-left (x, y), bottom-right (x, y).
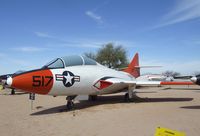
top-left (11, 89), bottom-right (15, 95)
top-left (66, 101), bottom-right (74, 110)
top-left (124, 93), bottom-right (133, 102)
top-left (124, 93), bottom-right (129, 102)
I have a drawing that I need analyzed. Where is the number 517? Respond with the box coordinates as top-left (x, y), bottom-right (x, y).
top-left (32, 76), bottom-right (53, 87)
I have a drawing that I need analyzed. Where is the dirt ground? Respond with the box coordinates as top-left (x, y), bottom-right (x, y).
top-left (0, 85), bottom-right (200, 136)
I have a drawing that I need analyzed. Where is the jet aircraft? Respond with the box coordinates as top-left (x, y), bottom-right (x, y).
top-left (0, 71), bottom-right (25, 94)
top-left (5, 54), bottom-right (193, 109)
top-left (175, 75), bottom-right (200, 86)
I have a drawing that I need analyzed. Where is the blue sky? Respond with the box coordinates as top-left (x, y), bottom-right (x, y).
top-left (0, 0), bottom-right (200, 75)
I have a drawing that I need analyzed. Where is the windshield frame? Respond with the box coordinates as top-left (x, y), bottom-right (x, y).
top-left (42, 58), bottom-right (65, 69)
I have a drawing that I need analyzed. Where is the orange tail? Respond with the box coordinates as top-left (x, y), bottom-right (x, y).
top-left (123, 53), bottom-right (140, 78)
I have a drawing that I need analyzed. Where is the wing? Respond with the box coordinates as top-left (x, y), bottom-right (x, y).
top-left (136, 81), bottom-right (194, 86)
top-left (136, 81), bottom-right (161, 86)
top-left (94, 77), bottom-right (194, 95)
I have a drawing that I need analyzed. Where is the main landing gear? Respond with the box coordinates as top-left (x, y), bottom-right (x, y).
top-left (66, 95), bottom-right (77, 110)
top-left (124, 85), bottom-right (136, 102)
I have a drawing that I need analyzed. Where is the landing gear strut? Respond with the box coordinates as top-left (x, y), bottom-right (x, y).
top-left (124, 85), bottom-right (136, 102)
top-left (66, 95), bottom-right (77, 110)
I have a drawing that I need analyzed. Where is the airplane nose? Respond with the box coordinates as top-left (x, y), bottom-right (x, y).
top-left (6, 77), bottom-right (13, 87)
top-left (8, 69), bottom-right (54, 94)
top-left (191, 77), bottom-right (197, 83)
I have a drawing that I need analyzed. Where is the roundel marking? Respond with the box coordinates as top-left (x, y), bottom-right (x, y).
top-left (55, 71), bottom-right (80, 87)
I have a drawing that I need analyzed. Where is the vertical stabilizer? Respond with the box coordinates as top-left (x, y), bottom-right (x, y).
top-left (123, 53), bottom-right (140, 78)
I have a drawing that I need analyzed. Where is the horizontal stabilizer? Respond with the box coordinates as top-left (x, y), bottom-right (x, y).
top-left (123, 53), bottom-right (162, 78)
top-left (134, 66), bottom-right (162, 68)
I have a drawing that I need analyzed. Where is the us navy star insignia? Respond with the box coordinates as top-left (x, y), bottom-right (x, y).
top-left (55, 71), bottom-right (80, 87)
top-left (64, 73), bottom-right (74, 85)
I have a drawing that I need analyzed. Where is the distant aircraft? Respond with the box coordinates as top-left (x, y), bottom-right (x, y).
top-left (0, 74), bottom-right (12, 88)
top-left (175, 75), bottom-right (200, 86)
top-left (0, 74), bottom-right (11, 84)
top-left (191, 75), bottom-right (200, 85)
top-left (5, 54), bottom-right (193, 110)
top-left (0, 70), bottom-right (25, 94)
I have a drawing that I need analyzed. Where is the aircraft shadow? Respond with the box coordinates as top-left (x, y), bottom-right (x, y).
top-left (31, 95), bottom-right (193, 116)
top-left (180, 105), bottom-right (200, 109)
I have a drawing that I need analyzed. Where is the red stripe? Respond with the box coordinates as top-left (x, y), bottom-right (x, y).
top-left (160, 81), bottom-right (194, 85)
top-left (56, 76), bottom-right (63, 78)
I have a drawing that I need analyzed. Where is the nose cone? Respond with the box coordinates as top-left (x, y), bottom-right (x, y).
top-left (10, 69), bottom-right (53, 95)
top-left (6, 77), bottom-right (13, 86)
top-left (191, 77), bottom-right (197, 83)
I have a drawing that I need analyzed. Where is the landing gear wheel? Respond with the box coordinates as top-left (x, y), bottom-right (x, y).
top-left (11, 89), bottom-right (15, 95)
top-left (124, 93), bottom-right (133, 102)
top-left (66, 100), bottom-right (74, 110)
top-left (124, 93), bottom-right (129, 102)
top-left (66, 95), bottom-right (76, 110)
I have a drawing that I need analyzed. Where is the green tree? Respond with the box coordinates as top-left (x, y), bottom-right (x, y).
top-left (84, 43), bottom-right (128, 69)
top-left (96, 43), bottom-right (128, 68)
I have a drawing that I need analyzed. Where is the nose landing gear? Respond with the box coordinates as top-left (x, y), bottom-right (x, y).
top-left (66, 95), bottom-right (77, 110)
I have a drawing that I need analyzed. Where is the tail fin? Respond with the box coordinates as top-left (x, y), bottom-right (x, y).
top-left (123, 53), bottom-right (140, 78)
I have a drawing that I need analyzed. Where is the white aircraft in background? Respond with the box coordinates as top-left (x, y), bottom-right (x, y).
top-left (5, 54), bottom-right (193, 110)
top-left (174, 75), bottom-right (200, 86)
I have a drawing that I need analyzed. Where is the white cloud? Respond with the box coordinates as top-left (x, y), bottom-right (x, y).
top-left (33, 31), bottom-right (104, 49)
top-left (33, 31), bottom-right (136, 49)
top-left (11, 47), bottom-right (47, 52)
top-left (56, 40), bottom-right (103, 49)
top-left (59, 43), bottom-right (101, 49)
top-left (154, 0), bottom-right (200, 28)
top-left (65, 40), bottom-right (136, 49)
top-left (58, 39), bottom-right (138, 50)
top-left (85, 11), bottom-right (103, 23)
top-left (34, 32), bottom-right (55, 38)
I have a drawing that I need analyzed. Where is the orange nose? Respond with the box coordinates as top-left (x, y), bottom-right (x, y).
top-left (11, 69), bottom-right (54, 95)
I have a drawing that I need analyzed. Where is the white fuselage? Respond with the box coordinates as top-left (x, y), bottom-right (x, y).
top-left (49, 65), bottom-right (134, 96)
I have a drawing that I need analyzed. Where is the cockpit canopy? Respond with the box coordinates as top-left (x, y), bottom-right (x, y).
top-left (42, 55), bottom-right (97, 69)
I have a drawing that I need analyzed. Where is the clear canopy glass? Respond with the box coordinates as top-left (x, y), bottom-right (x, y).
top-left (42, 55), bottom-right (97, 69)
